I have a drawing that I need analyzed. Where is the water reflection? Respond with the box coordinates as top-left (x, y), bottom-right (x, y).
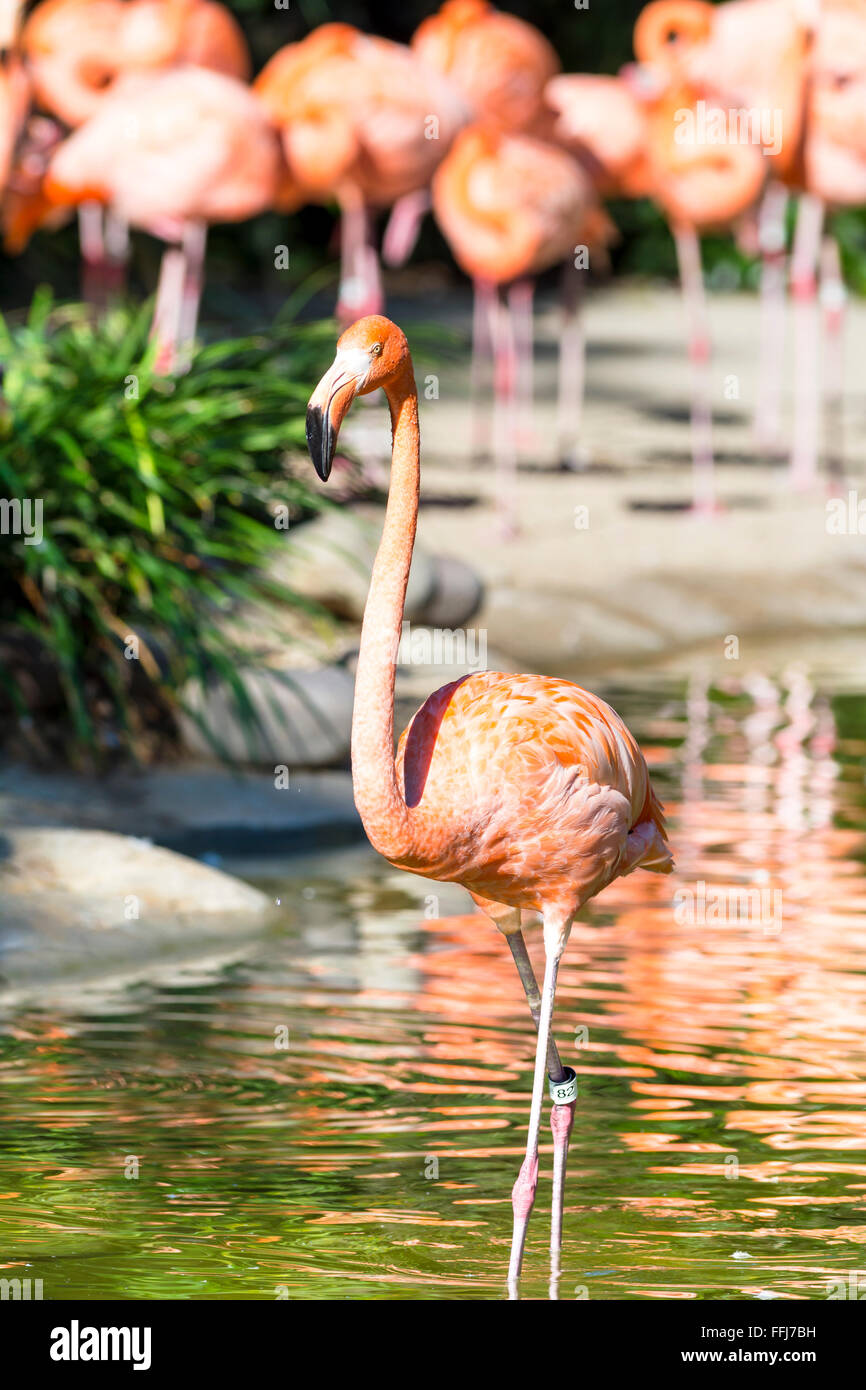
top-left (2, 656), bottom-right (866, 1300)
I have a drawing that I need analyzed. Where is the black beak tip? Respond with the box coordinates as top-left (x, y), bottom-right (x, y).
top-left (305, 404), bottom-right (333, 482)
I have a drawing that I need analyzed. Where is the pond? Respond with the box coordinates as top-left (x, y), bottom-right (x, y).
top-left (2, 647), bottom-right (866, 1300)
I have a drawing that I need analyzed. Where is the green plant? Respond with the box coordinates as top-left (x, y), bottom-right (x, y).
top-left (0, 289), bottom-right (333, 764)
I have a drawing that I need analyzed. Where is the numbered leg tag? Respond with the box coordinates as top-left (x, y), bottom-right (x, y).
top-left (549, 1066), bottom-right (578, 1105)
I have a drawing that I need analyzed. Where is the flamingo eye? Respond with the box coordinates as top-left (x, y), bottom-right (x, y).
top-left (371, 343), bottom-right (382, 356)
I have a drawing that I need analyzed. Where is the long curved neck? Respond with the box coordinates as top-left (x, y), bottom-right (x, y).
top-left (351, 365), bottom-right (419, 862)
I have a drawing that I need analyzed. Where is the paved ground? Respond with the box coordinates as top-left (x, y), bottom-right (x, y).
top-left (340, 281), bottom-right (866, 675)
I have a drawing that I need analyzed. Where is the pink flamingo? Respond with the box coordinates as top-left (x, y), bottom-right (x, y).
top-left (545, 72), bottom-right (654, 468)
top-left (304, 313), bottom-right (673, 1296)
top-left (21, 0), bottom-right (250, 298)
top-left (431, 123), bottom-right (592, 529)
top-left (43, 65), bottom-right (280, 370)
top-left (254, 23), bottom-right (468, 328)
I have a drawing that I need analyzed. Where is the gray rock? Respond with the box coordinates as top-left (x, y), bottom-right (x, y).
top-left (180, 664), bottom-right (355, 767)
top-left (414, 554), bottom-right (484, 629)
top-left (273, 510), bottom-right (436, 621)
top-left (0, 827), bottom-right (275, 990)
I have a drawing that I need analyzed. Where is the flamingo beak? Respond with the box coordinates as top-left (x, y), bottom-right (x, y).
top-left (305, 348), bottom-right (371, 482)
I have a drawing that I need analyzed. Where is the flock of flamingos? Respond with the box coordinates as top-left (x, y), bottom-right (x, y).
top-left (1, 0), bottom-right (861, 1297)
top-left (0, 0), bottom-right (863, 506)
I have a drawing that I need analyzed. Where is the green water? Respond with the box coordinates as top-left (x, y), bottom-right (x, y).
top-left (2, 657), bottom-right (866, 1300)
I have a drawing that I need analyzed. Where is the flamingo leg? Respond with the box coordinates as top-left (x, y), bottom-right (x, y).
top-left (337, 198), bottom-right (383, 328)
top-left (507, 910), bottom-right (573, 1298)
top-left (754, 181), bottom-right (789, 455)
top-left (381, 189), bottom-right (431, 267)
top-left (789, 194), bottom-right (824, 491)
top-left (151, 243), bottom-right (186, 376)
top-left (488, 286), bottom-right (519, 540)
top-left (508, 278), bottom-right (535, 456)
top-left (556, 259), bottom-right (586, 470)
top-left (176, 218), bottom-right (207, 374)
top-left (673, 224), bottom-right (715, 515)
top-left (819, 232), bottom-right (845, 492)
top-left (471, 277), bottom-right (495, 462)
top-left (506, 928), bottom-right (576, 1300)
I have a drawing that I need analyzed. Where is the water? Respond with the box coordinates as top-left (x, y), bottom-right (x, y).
top-left (2, 650), bottom-right (866, 1301)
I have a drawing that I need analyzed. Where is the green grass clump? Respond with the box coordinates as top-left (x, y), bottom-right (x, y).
top-left (0, 290), bottom-right (332, 764)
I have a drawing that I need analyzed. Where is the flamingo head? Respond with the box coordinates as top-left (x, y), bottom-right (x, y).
top-left (306, 315), bottom-right (410, 481)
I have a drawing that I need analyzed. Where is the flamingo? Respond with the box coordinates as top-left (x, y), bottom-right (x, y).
top-left (545, 72), bottom-right (656, 469)
top-left (20, 0), bottom-right (250, 298)
top-left (395, 1), bottom-right (567, 465)
top-left (254, 23), bottom-right (468, 328)
top-left (42, 65), bottom-right (280, 370)
top-left (304, 313), bottom-right (674, 1297)
top-left (797, 0), bottom-right (866, 488)
top-left (411, 0), bottom-right (560, 135)
top-left (431, 123), bottom-right (593, 529)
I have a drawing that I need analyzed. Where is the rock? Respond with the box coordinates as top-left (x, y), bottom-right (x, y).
top-left (179, 664), bottom-right (354, 767)
top-left (0, 828), bottom-right (276, 990)
top-left (414, 554), bottom-right (484, 629)
top-left (273, 510), bottom-right (436, 621)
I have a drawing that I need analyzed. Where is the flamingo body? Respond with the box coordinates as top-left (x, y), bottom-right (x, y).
top-left (255, 23), bottom-right (468, 208)
top-left (45, 65), bottom-right (279, 229)
top-left (432, 124), bottom-right (589, 284)
top-left (22, 0), bottom-right (249, 129)
top-left (393, 671), bottom-right (672, 913)
top-left (412, 0), bottom-right (559, 134)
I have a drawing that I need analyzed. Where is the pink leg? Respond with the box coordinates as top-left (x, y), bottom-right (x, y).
top-left (381, 189), bottom-right (431, 267)
top-left (556, 260), bottom-right (586, 470)
top-left (471, 277), bottom-right (496, 462)
top-left (754, 182), bottom-right (789, 454)
top-left (488, 286), bottom-right (519, 540)
top-left (508, 278), bottom-right (536, 456)
top-left (176, 219), bottom-right (207, 374)
top-left (549, 1095), bottom-right (576, 1299)
top-left (673, 223), bottom-right (715, 516)
top-left (337, 199), bottom-right (383, 328)
top-left (151, 243), bottom-right (186, 376)
top-left (507, 912), bottom-right (572, 1298)
top-left (78, 202), bottom-right (129, 307)
top-left (505, 928), bottom-right (575, 1299)
top-left (820, 232), bottom-right (846, 493)
top-left (790, 194), bottom-right (824, 491)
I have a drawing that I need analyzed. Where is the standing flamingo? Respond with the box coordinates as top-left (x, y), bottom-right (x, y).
top-left (304, 314), bottom-right (673, 1297)
top-left (254, 23), bottom-right (468, 328)
top-left (43, 65), bottom-right (280, 370)
top-left (431, 123), bottom-right (592, 528)
top-left (545, 72), bottom-right (655, 469)
top-left (403, 1), bottom-right (564, 463)
top-left (21, 0), bottom-right (250, 298)
top-left (800, 0), bottom-right (866, 487)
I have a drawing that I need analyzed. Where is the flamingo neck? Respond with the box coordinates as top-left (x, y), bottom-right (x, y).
top-left (351, 365), bottom-right (419, 862)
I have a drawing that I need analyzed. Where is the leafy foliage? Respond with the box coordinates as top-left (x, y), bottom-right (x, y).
top-left (0, 290), bottom-right (331, 763)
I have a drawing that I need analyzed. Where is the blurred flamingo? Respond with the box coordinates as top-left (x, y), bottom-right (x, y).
top-left (431, 123), bottom-right (593, 529)
top-left (305, 312), bottom-right (673, 1297)
top-left (546, 72), bottom-right (653, 468)
top-left (20, 0), bottom-right (250, 297)
top-left (43, 65), bottom-right (280, 370)
top-left (254, 23), bottom-right (468, 328)
top-left (798, 0), bottom-right (866, 489)
top-left (660, 0), bottom-right (811, 457)
top-left (630, 7), bottom-right (768, 512)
